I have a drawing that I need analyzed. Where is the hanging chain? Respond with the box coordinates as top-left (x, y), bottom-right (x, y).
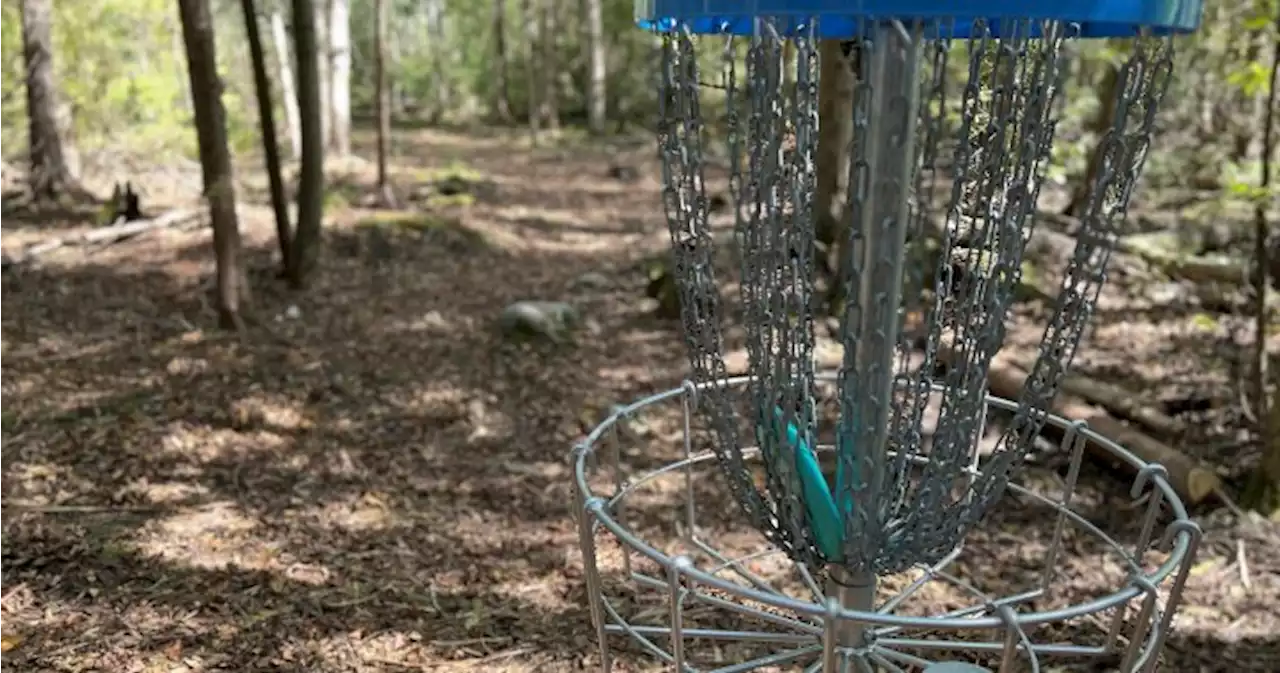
top-left (965, 34), bottom-right (1177, 525)
top-left (655, 17), bottom-right (1176, 576)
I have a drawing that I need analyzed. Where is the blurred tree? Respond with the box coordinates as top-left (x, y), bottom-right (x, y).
top-left (521, 0), bottom-right (540, 144)
top-left (583, 0), bottom-right (605, 134)
top-left (178, 0), bottom-right (250, 329)
top-left (1064, 43), bottom-right (1121, 218)
top-left (20, 0), bottom-right (79, 202)
top-left (328, 0), bottom-right (351, 157)
top-left (816, 41), bottom-right (856, 313)
top-left (240, 0), bottom-right (292, 273)
top-left (490, 0), bottom-right (512, 123)
top-left (538, 0), bottom-right (560, 131)
top-left (289, 0), bottom-right (325, 289)
top-left (270, 6), bottom-right (302, 159)
top-left (315, 0), bottom-right (331, 147)
top-left (374, 0), bottom-right (397, 207)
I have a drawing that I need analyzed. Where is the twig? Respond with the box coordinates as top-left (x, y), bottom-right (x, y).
top-left (1236, 539), bottom-right (1252, 592)
top-left (429, 636), bottom-right (512, 649)
top-left (1213, 486), bottom-right (1247, 520)
top-left (438, 645), bottom-right (536, 670)
top-left (4, 503), bottom-right (159, 514)
top-left (364, 654), bottom-right (424, 670)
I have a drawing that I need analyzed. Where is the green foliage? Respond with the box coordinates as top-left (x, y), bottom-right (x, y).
top-left (1, 0), bottom-right (263, 160)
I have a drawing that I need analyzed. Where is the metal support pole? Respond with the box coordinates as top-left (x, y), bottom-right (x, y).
top-left (827, 566), bottom-right (877, 648)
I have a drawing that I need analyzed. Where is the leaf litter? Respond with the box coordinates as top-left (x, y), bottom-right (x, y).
top-left (2, 128), bottom-right (1277, 672)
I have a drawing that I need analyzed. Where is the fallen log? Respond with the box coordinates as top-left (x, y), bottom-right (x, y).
top-left (4, 207), bottom-right (204, 267)
top-left (979, 355), bottom-right (1221, 506)
top-left (1116, 231), bottom-right (1248, 285)
top-left (79, 207), bottom-right (203, 245)
top-left (1002, 354), bottom-right (1185, 439)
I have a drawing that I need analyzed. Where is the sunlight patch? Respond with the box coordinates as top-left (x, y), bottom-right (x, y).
top-left (229, 395), bottom-right (312, 431)
top-left (158, 422), bottom-right (290, 461)
top-left (116, 478), bottom-right (209, 505)
top-left (136, 501), bottom-right (271, 570)
top-left (491, 578), bottom-right (572, 612)
top-left (308, 492), bottom-right (401, 533)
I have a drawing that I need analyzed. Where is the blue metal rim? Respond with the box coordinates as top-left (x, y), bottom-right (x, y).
top-left (634, 0), bottom-right (1204, 38)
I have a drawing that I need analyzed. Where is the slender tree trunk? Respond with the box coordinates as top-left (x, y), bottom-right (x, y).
top-left (1241, 12), bottom-right (1279, 515)
top-left (491, 0), bottom-right (512, 123)
top-left (426, 0), bottom-right (449, 121)
top-left (21, 0), bottom-right (78, 202)
top-left (815, 41), bottom-right (856, 313)
top-left (169, 11), bottom-right (194, 115)
top-left (289, 0), bottom-right (325, 289)
top-left (178, 0), bottom-right (251, 330)
top-left (584, 0), bottom-right (605, 134)
top-left (1065, 52), bottom-right (1121, 218)
top-left (374, 0), bottom-right (396, 206)
top-left (270, 9), bottom-right (302, 159)
top-left (315, 0), bottom-right (331, 149)
top-left (538, 0), bottom-right (559, 131)
top-left (521, 0), bottom-right (540, 143)
top-left (240, 0), bottom-right (292, 273)
top-left (328, 0), bottom-right (351, 157)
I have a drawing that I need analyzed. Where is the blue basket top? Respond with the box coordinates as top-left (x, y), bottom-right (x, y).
top-left (634, 1), bottom-right (1204, 38)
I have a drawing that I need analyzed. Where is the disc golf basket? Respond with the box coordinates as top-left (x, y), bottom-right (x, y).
top-left (572, 2), bottom-right (1205, 671)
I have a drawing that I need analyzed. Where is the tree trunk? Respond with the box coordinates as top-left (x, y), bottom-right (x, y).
top-left (1064, 53), bottom-right (1121, 218)
top-left (427, 0), bottom-right (450, 121)
top-left (21, 0), bottom-right (78, 202)
top-left (815, 40), bottom-right (857, 312)
top-left (538, 0), bottom-right (559, 131)
top-left (240, 0), bottom-right (292, 274)
top-left (584, 0), bottom-right (605, 134)
top-left (1241, 11), bottom-right (1279, 517)
top-left (521, 0), bottom-right (540, 143)
top-left (315, 0), bottom-right (331, 149)
top-left (270, 8), bottom-right (302, 159)
top-left (327, 0), bottom-right (351, 158)
top-left (491, 0), bottom-right (512, 123)
top-left (289, 0), bottom-right (325, 289)
top-left (373, 0), bottom-right (396, 206)
top-left (178, 0), bottom-right (251, 330)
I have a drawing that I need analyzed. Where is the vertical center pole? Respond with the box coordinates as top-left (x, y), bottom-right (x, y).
top-left (832, 18), bottom-right (924, 668)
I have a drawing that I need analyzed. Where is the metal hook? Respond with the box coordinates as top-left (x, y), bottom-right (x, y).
top-left (1129, 463), bottom-right (1169, 500)
top-left (681, 379), bottom-right (700, 410)
top-left (570, 441), bottom-right (594, 462)
top-left (1158, 518), bottom-right (1203, 553)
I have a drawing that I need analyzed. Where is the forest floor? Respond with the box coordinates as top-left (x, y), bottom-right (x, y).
top-left (2, 126), bottom-right (1278, 672)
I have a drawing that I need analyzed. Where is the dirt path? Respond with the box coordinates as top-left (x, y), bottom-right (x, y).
top-left (2, 129), bottom-right (1276, 672)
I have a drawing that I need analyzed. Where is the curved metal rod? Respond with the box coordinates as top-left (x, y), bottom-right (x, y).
top-left (573, 378), bottom-right (1195, 633)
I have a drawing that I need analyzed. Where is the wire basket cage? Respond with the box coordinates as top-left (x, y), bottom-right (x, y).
top-left (572, 379), bottom-right (1202, 672)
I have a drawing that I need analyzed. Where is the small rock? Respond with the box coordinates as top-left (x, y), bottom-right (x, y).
top-left (284, 304), bottom-right (301, 320)
top-left (498, 300), bottom-right (582, 343)
top-left (420, 310), bottom-right (449, 332)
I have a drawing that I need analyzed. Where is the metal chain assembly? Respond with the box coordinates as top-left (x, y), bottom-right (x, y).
top-left (656, 16), bottom-right (1177, 576)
